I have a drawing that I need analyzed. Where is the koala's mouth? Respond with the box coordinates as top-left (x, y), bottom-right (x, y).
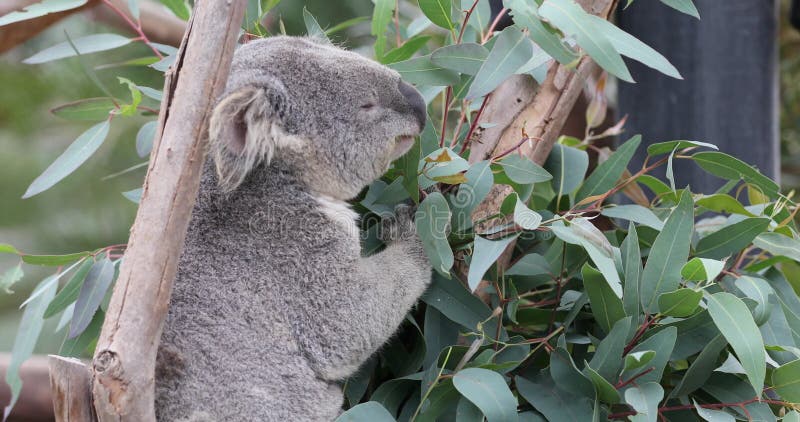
top-left (391, 135), bottom-right (416, 160)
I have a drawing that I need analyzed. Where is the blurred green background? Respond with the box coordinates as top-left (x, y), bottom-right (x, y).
top-left (0, 0), bottom-right (799, 354)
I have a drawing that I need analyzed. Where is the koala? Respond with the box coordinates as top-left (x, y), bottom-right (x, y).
top-left (154, 36), bottom-right (432, 421)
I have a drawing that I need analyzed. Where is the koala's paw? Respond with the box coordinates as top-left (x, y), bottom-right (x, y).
top-left (378, 204), bottom-right (418, 244)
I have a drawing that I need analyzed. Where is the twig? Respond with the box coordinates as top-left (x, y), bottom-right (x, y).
top-left (101, 0), bottom-right (164, 59)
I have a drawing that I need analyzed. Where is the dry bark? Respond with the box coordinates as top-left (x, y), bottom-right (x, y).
top-left (87, 1), bottom-right (246, 421)
top-left (49, 356), bottom-right (94, 421)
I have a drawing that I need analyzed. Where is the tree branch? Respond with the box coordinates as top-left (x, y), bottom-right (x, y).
top-left (86, 1), bottom-right (247, 420)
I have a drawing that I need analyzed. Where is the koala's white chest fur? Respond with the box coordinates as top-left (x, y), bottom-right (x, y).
top-left (315, 195), bottom-right (359, 239)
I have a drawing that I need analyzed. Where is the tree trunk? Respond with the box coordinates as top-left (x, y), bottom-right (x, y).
top-left (85, 1), bottom-right (246, 420)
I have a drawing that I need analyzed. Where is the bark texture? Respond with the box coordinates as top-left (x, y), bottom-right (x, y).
top-left (88, 1), bottom-right (246, 420)
top-left (49, 356), bottom-right (94, 422)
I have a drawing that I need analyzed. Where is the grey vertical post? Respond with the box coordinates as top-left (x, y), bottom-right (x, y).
top-left (617, 1), bottom-right (780, 191)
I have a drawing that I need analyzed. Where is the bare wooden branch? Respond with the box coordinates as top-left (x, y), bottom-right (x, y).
top-left (49, 356), bottom-right (95, 422)
top-left (0, 353), bottom-right (53, 421)
top-left (89, 1), bottom-right (246, 420)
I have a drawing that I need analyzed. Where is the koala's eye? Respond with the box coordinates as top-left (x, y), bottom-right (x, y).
top-left (360, 102), bottom-right (376, 110)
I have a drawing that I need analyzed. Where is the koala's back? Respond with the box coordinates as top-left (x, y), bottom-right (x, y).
top-left (155, 164), bottom-right (348, 421)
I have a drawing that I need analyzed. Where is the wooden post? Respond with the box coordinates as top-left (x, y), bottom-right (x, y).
top-left (86, 1), bottom-right (246, 420)
top-left (49, 356), bottom-right (94, 421)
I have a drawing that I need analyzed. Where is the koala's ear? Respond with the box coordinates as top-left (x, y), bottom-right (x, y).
top-left (208, 81), bottom-right (289, 192)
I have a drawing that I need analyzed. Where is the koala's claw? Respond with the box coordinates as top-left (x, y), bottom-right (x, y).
top-left (379, 204), bottom-right (418, 243)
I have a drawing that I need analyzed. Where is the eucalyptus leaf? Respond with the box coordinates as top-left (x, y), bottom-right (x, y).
top-left (694, 217), bottom-right (770, 260)
top-left (430, 43), bottom-right (488, 75)
top-left (575, 135), bottom-right (641, 202)
top-left (335, 401), bottom-right (395, 421)
top-left (0, 0), bottom-right (88, 26)
top-left (23, 121), bottom-right (110, 198)
top-left (466, 26), bottom-right (533, 99)
top-left (24, 34), bottom-right (132, 64)
top-left (69, 257), bottom-right (115, 339)
top-left (452, 368), bottom-right (518, 422)
top-left (416, 192), bottom-right (454, 276)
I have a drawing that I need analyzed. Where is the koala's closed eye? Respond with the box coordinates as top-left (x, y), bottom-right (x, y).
top-left (360, 102), bottom-right (376, 110)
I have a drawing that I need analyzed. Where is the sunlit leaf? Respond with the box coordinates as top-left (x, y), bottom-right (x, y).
top-left (657, 288), bottom-right (702, 317)
top-left (680, 258), bottom-right (725, 282)
top-left (418, 0), bottom-right (454, 30)
top-left (753, 232), bottom-right (800, 262)
top-left (692, 151), bottom-right (779, 200)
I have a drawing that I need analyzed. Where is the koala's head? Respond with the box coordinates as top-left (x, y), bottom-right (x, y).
top-left (209, 36), bottom-right (426, 200)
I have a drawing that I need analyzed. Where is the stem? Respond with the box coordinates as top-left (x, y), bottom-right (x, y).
top-left (481, 8), bottom-right (508, 44)
top-left (449, 105), bottom-right (467, 148)
top-left (102, 0), bottom-right (164, 59)
top-left (615, 367), bottom-right (654, 389)
top-left (439, 87), bottom-right (453, 147)
top-left (547, 243), bottom-right (568, 334)
top-left (491, 136), bottom-right (542, 161)
top-left (393, 0), bottom-right (402, 47)
top-left (608, 398), bottom-right (795, 420)
top-left (459, 94), bottom-right (491, 154)
top-left (457, 0), bottom-right (481, 43)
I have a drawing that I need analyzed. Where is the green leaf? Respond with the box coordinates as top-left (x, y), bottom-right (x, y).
top-left (550, 346), bottom-right (595, 398)
top-left (601, 205), bottom-right (664, 231)
top-left (159, 0), bottom-right (190, 20)
top-left (583, 264), bottom-right (625, 334)
top-left (512, 194), bottom-right (542, 230)
top-left (660, 0), bottom-right (700, 19)
top-left (423, 306), bottom-right (460, 368)
top-left (24, 33), bottom-right (132, 64)
top-left (43, 258), bottom-right (94, 319)
top-left (621, 327), bottom-right (677, 384)
top-left (60, 309), bottom-right (104, 357)
top-left (389, 55), bottom-right (461, 86)
top-left (695, 217), bottom-right (770, 260)
top-left (418, 0), bottom-right (453, 30)
top-left (538, 0), bottom-right (633, 82)
top-left (515, 372), bottom-right (594, 421)
top-left (0, 244), bottom-right (19, 254)
top-left (69, 258), bottom-right (115, 339)
top-left (624, 383), bottom-right (663, 422)
top-left (671, 335), bottom-right (727, 397)
top-left (575, 135), bottom-right (641, 202)
top-left (706, 292), bottom-right (766, 396)
top-left (507, 253), bottom-right (552, 276)
top-left (422, 273), bottom-right (505, 339)
top-left (0, 264), bottom-right (23, 295)
top-left (398, 137), bottom-right (421, 203)
top-left (753, 232), bottom-right (800, 262)
top-left (416, 192), bottom-right (454, 276)
top-left (136, 121), bottom-right (158, 158)
top-left (22, 251), bottom-right (90, 266)
top-left (771, 359), bottom-right (800, 403)
top-left (462, 0), bottom-right (491, 31)
top-left (453, 368), bottom-right (518, 422)
top-left (451, 161), bottom-right (493, 231)
top-left (371, 379), bottom-right (416, 416)
top-left (2, 276), bottom-right (57, 420)
top-left (500, 154), bottom-right (552, 184)
top-left (302, 7), bottom-right (330, 43)
top-left (588, 317), bottom-right (631, 382)
top-left (703, 373), bottom-right (775, 421)
top-left (621, 223), bottom-right (642, 325)
top-left (466, 26), bottom-right (533, 99)
top-left (50, 97), bottom-right (116, 121)
top-left (735, 276), bottom-right (774, 326)
top-left (583, 363), bottom-right (620, 403)
top-left (544, 143), bottom-right (589, 199)
top-left (641, 190), bottom-right (693, 313)
top-left (646, 140), bottom-right (717, 156)
top-left (382, 36), bottom-right (432, 64)
top-left (122, 188), bottom-right (143, 204)
top-left (504, 0), bottom-right (578, 65)
top-left (695, 194), bottom-right (755, 217)
top-left (325, 16), bottom-right (370, 36)
top-left (680, 258), bottom-right (725, 282)
top-left (692, 151), bottom-right (780, 200)
top-left (694, 401), bottom-right (735, 422)
top-left (335, 402), bottom-right (395, 421)
top-left (587, 16), bottom-right (681, 79)
top-left (0, 0), bottom-right (87, 26)
top-left (456, 397), bottom-right (484, 421)
top-left (430, 43), bottom-right (489, 75)
top-left (127, 0), bottom-right (140, 20)
top-left (657, 288), bottom-right (702, 317)
top-left (23, 121), bottom-right (110, 198)
top-left (468, 235), bottom-right (518, 291)
top-left (623, 350), bottom-right (655, 372)
top-left (551, 219), bottom-right (622, 297)
top-left (116, 77), bottom-right (142, 116)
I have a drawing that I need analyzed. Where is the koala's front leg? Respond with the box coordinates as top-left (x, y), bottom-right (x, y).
top-left (298, 205), bottom-right (431, 381)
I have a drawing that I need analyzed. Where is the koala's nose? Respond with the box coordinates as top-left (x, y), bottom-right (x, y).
top-left (399, 80), bottom-right (426, 131)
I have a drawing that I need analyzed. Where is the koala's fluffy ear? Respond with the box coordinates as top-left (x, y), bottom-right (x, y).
top-left (208, 80), bottom-right (289, 192)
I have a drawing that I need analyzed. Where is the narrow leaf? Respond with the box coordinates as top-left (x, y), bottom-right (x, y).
top-left (69, 258), bottom-right (115, 339)
top-left (24, 34), bottom-right (132, 64)
top-left (467, 26), bottom-right (533, 99)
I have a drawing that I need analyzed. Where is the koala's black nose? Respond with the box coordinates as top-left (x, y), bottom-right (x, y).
top-left (399, 80), bottom-right (426, 130)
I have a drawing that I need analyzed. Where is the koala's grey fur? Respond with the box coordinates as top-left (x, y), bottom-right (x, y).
top-left (154, 36), bottom-right (432, 421)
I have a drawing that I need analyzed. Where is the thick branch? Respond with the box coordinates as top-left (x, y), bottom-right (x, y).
top-left (88, 1), bottom-right (246, 421)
